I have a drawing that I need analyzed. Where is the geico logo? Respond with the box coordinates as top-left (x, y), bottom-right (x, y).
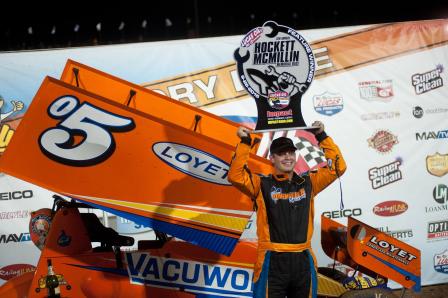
top-left (153, 142), bottom-right (231, 185)
top-left (126, 252), bottom-right (252, 294)
top-left (0, 233), bottom-right (31, 244)
top-left (322, 208), bottom-right (362, 218)
top-left (0, 190), bottom-right (33, 200)
top-left (368, 236), bottom-right (417, 262)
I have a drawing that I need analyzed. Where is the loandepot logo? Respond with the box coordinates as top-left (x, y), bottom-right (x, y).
top-left (152, 142), bottom-right (231, 185)
top-left (126, 252), bottom-right (253, 297)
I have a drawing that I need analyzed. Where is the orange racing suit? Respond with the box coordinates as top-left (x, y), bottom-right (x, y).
top-left (228, 133), bottom-right (346, 298)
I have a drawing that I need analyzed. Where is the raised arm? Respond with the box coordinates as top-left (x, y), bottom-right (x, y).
top-left (309, 121), bottom-right (347, 196)
top-left (228, 127), bottom-right (261, 199)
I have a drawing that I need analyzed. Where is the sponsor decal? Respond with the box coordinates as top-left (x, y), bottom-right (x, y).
top-left (376, 226), bottom-right (413, 241)
top-left (427, 219), bottom-right (448, 241)
top-left (313, 92), bottom-right (343, 116)
top-left (0, 264), bottom-right (36, 280)
top-left (0, 190), bottom-right (33, 201)
top-left (57, 230), bottom-right (71, 247)
top-left (412, 64), bottom-right (444, 95)
top-left (0, 97), bottom-right (25, 154)
top-left (433, 184), bottom-right (448, 204)
top-left (413, 106), bottom-right (448, 119)
top-left (322, 208), bottom-right (362, 219)
top-left (360, 111), bottom-right (400, 121)
top-left (30, 213), bottom-right (51, 250)
top-left (368, 160), bottom-right (402, 189)
top-left (415, 106), bottom-right (448, 119)
top-left (0, 97), bottom-right (24, 124)
top-left (367, 130), bottom-right (398, 154)
top-left (126, 252), bottom-right (253, 296)
top-left (0, 124), bottom-right (15, 154)
top-left (416, 107), bottom-right (448, 118)
top-left (152, 142), bottom-right (230, 185)
top-left (117, 217), bottom-right (152, 234)
top-left (415, 130), bottom-right (448, 141)
top-left (325, 262), bottom-right (360, 277)
top-left (425, 184), bottom-right (448, 213)
top-left (241, 27), bottom-right (263, 47)
top-left (31, 214), bottom-right (51, 235)
top-left (426, 153), bottom-right (448, 177)
top-left (358, 80), bottom-right (393, 102)
top-left (373, 201), bottom-right (408, 217)
top-left (367, 236), bottom-right (417, 265)
top-left (412, 106), bottom-right (424, 118)
top-left (270, 186), bottom-right (306, 204)
top-left (0, 232), bottom-right (31, 244)
top-left (434, 250), bottom-right (448, 274)
top-left (0, 210), bottom-right (31, 220)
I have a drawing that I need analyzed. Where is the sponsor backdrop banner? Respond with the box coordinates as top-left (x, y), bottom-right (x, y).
top-left (0, 19), bottom-right (447, 288)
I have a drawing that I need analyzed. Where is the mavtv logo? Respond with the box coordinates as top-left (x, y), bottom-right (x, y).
top-left (415, 130), bottom-right (448, 141)
top-left (0, 233), bottom-right (31, 244)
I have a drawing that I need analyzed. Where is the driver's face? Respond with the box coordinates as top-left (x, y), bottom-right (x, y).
top-left (270, 150), bottom-right (297, 174)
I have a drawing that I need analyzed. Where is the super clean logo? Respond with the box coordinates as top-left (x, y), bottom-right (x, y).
top-left (152, 142), bottom-right (231, 186)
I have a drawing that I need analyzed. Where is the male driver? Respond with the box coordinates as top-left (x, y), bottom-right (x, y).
top-left (228, 121), bottom-right (346, 298)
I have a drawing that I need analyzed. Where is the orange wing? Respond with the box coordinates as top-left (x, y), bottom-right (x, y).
top-left (0, 77), bottom-right (271, 255)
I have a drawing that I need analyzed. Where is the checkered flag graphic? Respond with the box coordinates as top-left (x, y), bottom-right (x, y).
top-left (294, 136), bottom-right (326, 169)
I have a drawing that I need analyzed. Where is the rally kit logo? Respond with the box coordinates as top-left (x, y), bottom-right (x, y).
top-left (358, 80), bottom-right (393, 102)
top-left (426, 153), bottom-right (448, 177)
top-left (234, 21), bottom-right (315, 130)
top-left (367, 130), bottom-right (398, 154)
top-left (368, 160), bottom-right (402, 189)
top-left (412, 64), bottom-right (444, 95)
top-left (313, 92), bottom-right (343, 116)
top-left (152, 142), bottom-right (231, 185)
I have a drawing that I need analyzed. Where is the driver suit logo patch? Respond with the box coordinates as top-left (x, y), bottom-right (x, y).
top-left (270, 186), bottom-right (306, 204)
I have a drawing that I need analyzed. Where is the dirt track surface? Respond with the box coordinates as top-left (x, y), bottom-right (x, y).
top-left (393, 283), bottom-right (448, 297)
